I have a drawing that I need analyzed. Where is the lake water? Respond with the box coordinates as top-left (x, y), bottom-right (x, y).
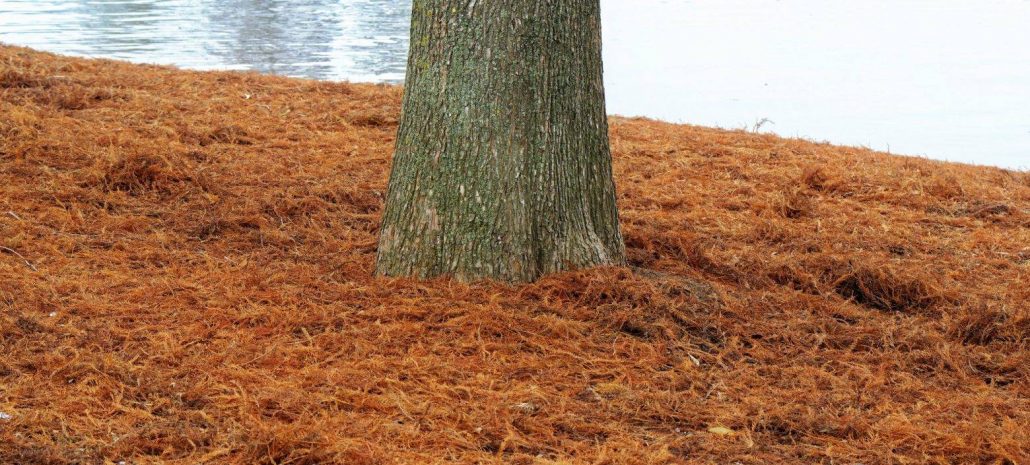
top-left (1, 0), bottom-right (1028, 170)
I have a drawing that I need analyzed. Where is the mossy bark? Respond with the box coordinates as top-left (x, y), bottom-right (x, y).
top-left (375, 0), bottom-right (625, 283)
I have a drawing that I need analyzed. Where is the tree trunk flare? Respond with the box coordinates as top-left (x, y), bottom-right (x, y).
top-left (375, 0), bottom-right (626, 283)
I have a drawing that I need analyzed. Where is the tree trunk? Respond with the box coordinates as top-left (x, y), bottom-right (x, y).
top-left (375, 0), bottom-right (625, 283)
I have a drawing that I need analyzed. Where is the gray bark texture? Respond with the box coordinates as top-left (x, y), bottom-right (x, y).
top-left (375, 0), bottom-right (626, 283)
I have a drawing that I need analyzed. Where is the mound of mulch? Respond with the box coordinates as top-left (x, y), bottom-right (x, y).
top-left (1, 45), bottom-right (1028, 464)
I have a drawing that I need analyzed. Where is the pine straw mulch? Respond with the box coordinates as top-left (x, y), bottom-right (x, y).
top-left (1, 45), bottom-right (1028, 465)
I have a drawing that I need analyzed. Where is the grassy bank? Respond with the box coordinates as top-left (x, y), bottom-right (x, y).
top-left (1, 45), bottom-right (1028, 464)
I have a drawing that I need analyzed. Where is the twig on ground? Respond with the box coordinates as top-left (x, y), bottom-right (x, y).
top-left (0, 246), bottom-right (38, 272)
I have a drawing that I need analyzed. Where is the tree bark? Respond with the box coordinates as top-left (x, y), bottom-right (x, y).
top-left (375, 0), bottom-right (625, 283)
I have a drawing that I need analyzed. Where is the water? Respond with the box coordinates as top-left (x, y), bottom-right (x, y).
top-left (0, 0), bottom-right (410, 81)
top-left (1, 0), bottom-right (1028, 170)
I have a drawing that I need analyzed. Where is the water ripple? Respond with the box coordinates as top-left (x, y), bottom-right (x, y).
top-left (0, 0), bottom-right (411, 82)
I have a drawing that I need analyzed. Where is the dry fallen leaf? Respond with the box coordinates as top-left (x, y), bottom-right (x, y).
top-left (708, 426), bottom-right (736, 436)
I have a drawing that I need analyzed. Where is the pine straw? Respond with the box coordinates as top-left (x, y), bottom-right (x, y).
top-left (1, 45), bottom-right (1028, 465)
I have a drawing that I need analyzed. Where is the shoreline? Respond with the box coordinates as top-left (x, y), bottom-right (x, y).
top-left (4, 43), bottom-right (1025, 173)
